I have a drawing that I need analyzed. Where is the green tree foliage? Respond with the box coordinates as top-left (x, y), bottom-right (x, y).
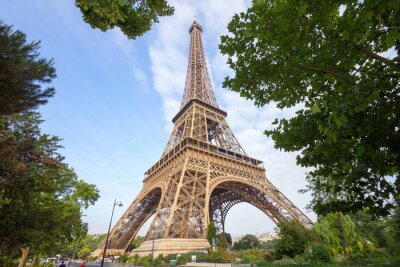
top-left (0, 23), bottom-right (56, 116)
top-left (60, 233), bottom-right (106, 258)
top-left (237, 249), bottom-right (264, 264)
top-left (275, 220), bottom-right (316, 258)
top-left (313, 212), bottom-right (358, 254)
top-left (224, 232), bottom-right (232, 246)
top-left (207, 222), bottom-right (217, 245)
top-left (351, 209), bottom-right (391, 248)
top-left (176, 255), bottom-right (189, 265)
top-left (0, 112), bottom-right (99, 263)
top-left (117, 253), bottom-right (129, 263)
top-left (220, 0), bottom-right (400, 216)
top-left (130, 235), bottom-right (144, 249)
top-left (76, 0), bottom-right (174, 40)
top-left (216, 233), bottom-right (228, 250)
top-left (233, 234), bottom-right (260, 250)
top-left (389, 206), bottom-right (400, 252)
top-left (311, 244), bottom-right (330, 262)
top-left (259, 239), bottom-right (278, 250)
top-left (77, 247), bottom-right (91, 259)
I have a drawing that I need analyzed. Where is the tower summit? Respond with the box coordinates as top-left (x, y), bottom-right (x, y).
top-left (181, 20), bottom-right (219, 108)
top-left (94, 21), bottom-right (312, 257)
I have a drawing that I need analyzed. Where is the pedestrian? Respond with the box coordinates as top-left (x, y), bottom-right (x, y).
top-left (59, 261), bottom-right (66, 267)
top-left (80, 261), bottom-right (87, 267)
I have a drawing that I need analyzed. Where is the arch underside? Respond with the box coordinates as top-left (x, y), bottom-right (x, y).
top-left (107, 188), bottom-right (162, 250)
top-left (210, 181), bottom-right (292, 233)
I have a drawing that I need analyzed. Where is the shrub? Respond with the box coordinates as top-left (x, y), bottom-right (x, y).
top-left (263, 251), bottom-right (277, 262)
top-left (311, 245), bottom-right (330, 262)
top-left (272, 256), bottom-right (298, 265)
top-left (237, 249), bottom-right (264, 263)
top-left (356, 241), bottom-right (364, 253)
top-left (128, 254), bottom-right (140, 263)
top-left (137, 255), bottom-right (152, 266)
top-left (176, 255), bottom-right (189, 265)
top-left (349, 251), bottom-right (364, 262)
top-left (117, 254), bottom-right (129, 263)
top-left (187, 251), bottom-right (207, 262)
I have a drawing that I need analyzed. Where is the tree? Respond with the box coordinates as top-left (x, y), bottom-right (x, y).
top-left (351, 209), bottom-right (391, 248)
top-left (313, 212), bottom-right (358, 254)
top-left (77, 247), bottom-right (91, 260)
top-left (233, 234), bottom-right (260, 250)
top-left (274, 220), bottom-right (316, 258)
top-left (216, 233), bottom-right (228, 250)
top-left (387, 205), bottom-right (400, 253)
top-left (130, 235), bottom-right (144, 250)
top-left (0, 112), bottom-right (99, 266)
top-left (207, 222), bottom-right (217, 246)
top-left (60, 233), bottom-right (106, 259)
top-left (76, 0), bottom-right (174, 40)
top-left (0, 23), bottom-right (55, 116)
top-left (220, 0), bottom-right (400, 216)
top-left (224, 232), bottom-right (232, 246)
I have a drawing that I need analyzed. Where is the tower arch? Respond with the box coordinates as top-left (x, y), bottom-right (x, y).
top-left (209, 179), bottom-right (288, 233)
top-left (105, 186), bottom-right (163, 253)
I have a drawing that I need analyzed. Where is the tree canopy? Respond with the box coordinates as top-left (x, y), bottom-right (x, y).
top-left (233, 234), bottom-right (260, 250)
top-left (220, 0), bottom-right (400, 216)
top-left (274, 220), bottom-right (316, 258)
top-left (313, 212), bottom-right (358, 254)
top-left (207, 222), bottom-right (217, 245)
top-left (130, 235), bottom-right (144, 249)
top-left (0, 23), bottom-right (55, 116)
top-left (76, 0), bottom-right (174, 40)
top-left (0, 112), bottom-right (99, 263)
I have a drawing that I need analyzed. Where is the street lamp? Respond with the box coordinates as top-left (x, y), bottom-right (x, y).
top-left (100, 199), bottom-right (123, 267)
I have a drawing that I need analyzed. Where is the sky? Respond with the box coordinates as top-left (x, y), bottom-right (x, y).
top-left (1, 0), bottom-right (316, 237)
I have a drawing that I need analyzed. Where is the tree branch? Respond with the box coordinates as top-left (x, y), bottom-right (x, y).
top-left (293, 63), bottom-right (356, 85)
top-left (358, 46), bottom-right (399, 69)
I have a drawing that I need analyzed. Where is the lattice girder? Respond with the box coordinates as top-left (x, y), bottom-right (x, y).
top-left (181, 21), bottom-right (219, 109)
top-left (163, 101), bottom-right (246, 156)
top-left (97, 21), bottom-right (312, 257)
top-left (106, 187), bottom-right (163, 250)
top-left (103, 142), bottom-right (311, 255)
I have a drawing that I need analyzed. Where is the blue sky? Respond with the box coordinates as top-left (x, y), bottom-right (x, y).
top-left (1, 0), bottom-right (315, 237)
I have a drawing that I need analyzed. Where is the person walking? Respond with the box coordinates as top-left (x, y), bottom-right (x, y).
top-left (59, 261), bottom-right (66, 267)
top-left (79, 261), bottom-right (87, 267)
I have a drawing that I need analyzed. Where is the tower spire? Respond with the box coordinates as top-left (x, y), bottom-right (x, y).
top-left (181, 21), bottom-right (219, 108)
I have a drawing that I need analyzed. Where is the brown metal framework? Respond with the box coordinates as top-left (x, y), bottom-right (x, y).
top-left (98, 21), bottom-right (312, 255)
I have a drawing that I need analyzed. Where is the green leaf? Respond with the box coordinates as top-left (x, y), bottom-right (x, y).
top-left (342, 31), bottom-right (349, 41)
top-left (385, 29), bottom-right (400, 48)
top-left (311, 103), bottom-right (321, 114)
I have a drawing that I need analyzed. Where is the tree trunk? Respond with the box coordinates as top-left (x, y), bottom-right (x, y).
top-left (337, 212), bottom-right (348, 254)
top-left (18, 246), bottom-right (30, 267)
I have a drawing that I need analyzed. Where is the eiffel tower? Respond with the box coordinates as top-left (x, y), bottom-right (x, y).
top-left (96, 21), bottom-right (312, 257)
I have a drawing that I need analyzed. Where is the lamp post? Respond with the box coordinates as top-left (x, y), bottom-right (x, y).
top-left (100, 199), bottom-right (123, 267)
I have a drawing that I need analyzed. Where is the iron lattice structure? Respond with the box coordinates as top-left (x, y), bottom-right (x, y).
top-left (97, 21), bottom-right (312, 256)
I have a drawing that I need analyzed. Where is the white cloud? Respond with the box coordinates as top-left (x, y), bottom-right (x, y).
top-left (132, 67), bottom-right (150, 91)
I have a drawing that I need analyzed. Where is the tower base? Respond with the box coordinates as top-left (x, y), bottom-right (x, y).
top-left (130, 238), bottom-right (210, 257)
